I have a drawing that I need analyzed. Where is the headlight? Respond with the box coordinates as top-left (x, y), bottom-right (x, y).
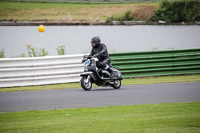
top-left (84, 60), bottom-right (90, 66)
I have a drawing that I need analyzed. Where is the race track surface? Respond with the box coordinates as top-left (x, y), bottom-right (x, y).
top-left (0, 82), bottom-right (200, 113)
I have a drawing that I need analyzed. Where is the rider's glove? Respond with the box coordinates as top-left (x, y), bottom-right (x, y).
top-left (82, 59), bottom-right (85, 63)
top-left (83, 55), bottom-right (89, 58)
top-left (93, 53), bottom-right (100, 58)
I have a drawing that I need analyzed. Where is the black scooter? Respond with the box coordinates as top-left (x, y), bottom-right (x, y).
top-left (80, 55), bottom-right (123, 91)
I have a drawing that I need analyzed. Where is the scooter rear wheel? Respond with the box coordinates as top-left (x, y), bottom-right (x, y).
top-left (81, 76), bottom-right (92, 91)
top-left (112, 80), bottom-right (121, 89)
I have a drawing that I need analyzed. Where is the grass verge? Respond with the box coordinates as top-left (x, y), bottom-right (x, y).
top-left (0, 102), bottom-right (199, 133)
top-left (0, 74), bottom-right (200, 92)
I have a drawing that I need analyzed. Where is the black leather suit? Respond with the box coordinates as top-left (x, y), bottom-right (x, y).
top-left (90, 43), bottom-right (111, 69)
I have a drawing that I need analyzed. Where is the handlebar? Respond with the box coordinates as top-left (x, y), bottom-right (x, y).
top-left (82, 55), bottom-right (98, 63)
top-left (83, 55), bottom-right (93, 59)
top-left (82, 55), bottom-right (92, 63)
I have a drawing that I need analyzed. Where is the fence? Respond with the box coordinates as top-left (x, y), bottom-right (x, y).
top-left (0, 54), bottom-right (84, 88)
top-left (110, 48), bottom-right (200, 78)
top-left (0, 48), bottom-right (199, 88)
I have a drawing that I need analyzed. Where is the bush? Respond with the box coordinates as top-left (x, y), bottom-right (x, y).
top-left (26, 45), bottom-right (48, 57)
top-left (57, 45), bottom-right (65, 55)
top-left (149, 0), bottom-right (200, 23)
top-left (106, 10), bottom-right (134, 23)
top-left (0, 48), bottom-right (5, 58)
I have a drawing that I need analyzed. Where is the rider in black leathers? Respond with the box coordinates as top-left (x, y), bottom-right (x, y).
top-left (90, 36), bottom-right (113, 74)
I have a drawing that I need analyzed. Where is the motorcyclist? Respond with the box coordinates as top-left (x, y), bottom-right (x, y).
top-left (89, 36), bottom-right (113, 75)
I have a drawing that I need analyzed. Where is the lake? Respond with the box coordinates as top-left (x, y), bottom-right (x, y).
top-left (0, 25), bottom-right (200, 58)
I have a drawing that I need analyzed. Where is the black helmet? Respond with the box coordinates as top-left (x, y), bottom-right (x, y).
top-left (91, 36), bottom-right (101, 47)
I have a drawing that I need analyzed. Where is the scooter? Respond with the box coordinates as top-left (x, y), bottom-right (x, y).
top-left (80, 55), bottom-right (123, 91)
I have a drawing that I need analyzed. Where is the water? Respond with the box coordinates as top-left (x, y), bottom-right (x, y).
top-left (0, 25), bottom-right (200, 58)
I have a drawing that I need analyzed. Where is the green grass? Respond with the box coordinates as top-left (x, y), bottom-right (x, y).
top-left (0, 2), bottom-right (158, 21)
top-left (0, 102), bottom-right (199, 133)
top-left (122, 74), bottom-right (200, 85)
top-left (0, 2), bottom-right (99, 10)
top-left (0, 82), bottom-right (81, 92)
top-left (0, 74), bottom-right (200, 92)
top-left (0, 2), bottom-right (158, 9)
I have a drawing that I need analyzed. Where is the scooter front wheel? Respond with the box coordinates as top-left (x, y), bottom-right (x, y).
top-left (112, 80), bottom-right (121, 89)
top-left (81, 76), bottom-right (92, 91)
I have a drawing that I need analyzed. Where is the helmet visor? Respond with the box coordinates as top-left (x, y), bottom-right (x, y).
top-left (91, 42), bottom-right (96, 47)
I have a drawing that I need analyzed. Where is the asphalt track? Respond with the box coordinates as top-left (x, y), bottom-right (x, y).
top-left (0, 82), bottom-right (200, 113)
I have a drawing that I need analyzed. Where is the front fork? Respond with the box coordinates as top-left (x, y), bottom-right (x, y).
top-left (85, 75), bottom-right (91, 84)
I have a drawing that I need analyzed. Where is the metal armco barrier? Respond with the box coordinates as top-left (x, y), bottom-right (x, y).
top-left (110, 48), bottom-right (200, 78)
top-left (0, 54), bottom-right (84, 88)
top-left (0, 48), bottom-right (200, 88)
